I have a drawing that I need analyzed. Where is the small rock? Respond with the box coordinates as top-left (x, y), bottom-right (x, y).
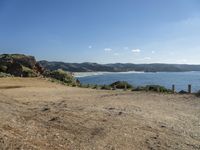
top-left (118, 112), bottom-right (123, 115)
top-left (41, 107), bottom-right (50, 112)
top-left (49, 117), bottom-right (59, 122)
top-left (160, 125), bottom-right (166, 128)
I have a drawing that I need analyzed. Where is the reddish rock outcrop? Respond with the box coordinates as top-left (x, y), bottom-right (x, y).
top-left (0, 54), bottom-right (44, 77)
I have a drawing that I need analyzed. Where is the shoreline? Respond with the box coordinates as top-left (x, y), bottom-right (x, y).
top-left (74, 71), bottom-right (145, 78)
top-left (74, 71), bottom-right (200, 78)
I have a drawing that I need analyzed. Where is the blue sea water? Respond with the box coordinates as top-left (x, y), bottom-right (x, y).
top-left (76, 72), bottom-right (200, 92)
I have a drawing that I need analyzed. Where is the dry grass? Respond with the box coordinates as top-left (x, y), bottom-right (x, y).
top-left (0, 77), bottom-right (200, 150)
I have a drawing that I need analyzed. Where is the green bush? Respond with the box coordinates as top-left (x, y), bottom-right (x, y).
top-left (195, 90), bottom-right (200, 97)
top-left (22, 66), bottom-right (38, 77)
top-left (43, 69), bottom-right (78, 85)
top-left (132, 85), bottom-right (172, 93)
top-left (101, 84), bottom-right (112, 90)
top-left (110, 81), bottom-right (133, 89)
top-left (0, 72), bottom-right (12, 77)
top-left (0, 54), bottom-right (26, 59)
top-left (79, 83), bottom-right (91, 88)
top-left (145, 85), bottom-right (172, 93)
top-left (92, 84), bottom-right (100, 89)
top-left (0, 65), bottom-right (8, 72)
top-left (132, 86), bottom-right (146, 91)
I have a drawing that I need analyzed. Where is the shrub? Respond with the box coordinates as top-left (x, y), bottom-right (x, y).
top-left (0, 54), bottom-right (26, 59)
top-left (0, 72), bottom-right (12, 77)
top-left (132, 86), bottom-right (146, 91)
top-left (110, 81), bottom-right (133, 89)
top-left (22, 66), bottom-right (38, 77)
top-left (43, 69), bottom-right (78, 85)
top-left (0, 65), bottom-right (7, 72)
top-left (179, 90), bottom-right (188, 94)
top-left (145, 85), bottom-right (172, 93)
top-left (101, 84), bottom-right (112, 90)
top-left (93, 84), bottom-right (100, 89)
top-left (195, 90), bottom-right (200, 97)
top-left (132, 85), bottom-right (172, 93)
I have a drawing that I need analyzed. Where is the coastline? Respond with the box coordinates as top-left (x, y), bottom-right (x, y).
top-left (75, 71), bottom-right (200, 92)
top-left (74, 71), bottom-right (145, 78)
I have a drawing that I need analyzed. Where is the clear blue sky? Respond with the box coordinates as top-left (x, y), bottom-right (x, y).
top-left (0, 0), bottom-right (200, 64)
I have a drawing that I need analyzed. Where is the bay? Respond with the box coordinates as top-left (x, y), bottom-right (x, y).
top-left (76, 71), bottom-right (200, 92)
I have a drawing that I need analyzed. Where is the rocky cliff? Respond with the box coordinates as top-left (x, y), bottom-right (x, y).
top-left (0, 54), bottom-right (79, 86)
top-left (0, 54), bottom-right (44, 77)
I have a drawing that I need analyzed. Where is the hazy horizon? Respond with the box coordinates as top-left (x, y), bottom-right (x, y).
top-left (1, 0), bottom-right (200, 64)
top-left (2, 53), bottom-right (200, 65)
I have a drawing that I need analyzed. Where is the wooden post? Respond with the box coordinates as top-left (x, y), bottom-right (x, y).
top-left (146, 86), bottom-right (149, 92)
top-left (114, 85), bottom-right (116, 90)
top-left (124, 84), bottom-right (127, 91)
top-left (172, 84), bottom-right (175, 93)
top-left (157, 87), bottom-right (160, 92)
top-left (188, 84), bottom-right (192, 94)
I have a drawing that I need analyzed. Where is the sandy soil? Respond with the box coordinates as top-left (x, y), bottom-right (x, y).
top-left (0, 78), bottom-right (200, 150)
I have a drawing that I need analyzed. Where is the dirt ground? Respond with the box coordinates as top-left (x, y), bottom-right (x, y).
top-left (0, 78), bottom-right (200, 150)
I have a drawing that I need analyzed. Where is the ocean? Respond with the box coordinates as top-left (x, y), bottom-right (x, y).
top-left (75, 71), bottom-right (200, 92)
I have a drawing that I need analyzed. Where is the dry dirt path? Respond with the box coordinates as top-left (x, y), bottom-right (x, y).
top-left (0, 78), bottom-right (200, 150)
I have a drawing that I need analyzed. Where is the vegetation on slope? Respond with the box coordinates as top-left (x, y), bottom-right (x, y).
top-left (43, 69), bottom-right (80, 86)
top-left (133, 85), bottom-right (172, 93)
top-left (0, 72), bottom-right (13, 77)
top-left (110, 81), bottom-right (133, 89)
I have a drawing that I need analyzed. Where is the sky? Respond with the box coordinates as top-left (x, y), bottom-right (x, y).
top-left (0, 0), bottom-right (200, 64)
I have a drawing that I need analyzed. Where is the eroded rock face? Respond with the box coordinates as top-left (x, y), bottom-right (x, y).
top-left (0, 54), bottom-right (44, 77)
top-left (35, 62), bottom-right (44, 74)
top-left (12, 55), bottom-right (36, 69)
top-left (6, 63), bottom-right (23, 77)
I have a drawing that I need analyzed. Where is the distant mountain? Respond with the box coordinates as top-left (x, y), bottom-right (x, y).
top-left (39, 61), bottom-right (114, 72)
top-left (39, 61), bottom-right (200, 72)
